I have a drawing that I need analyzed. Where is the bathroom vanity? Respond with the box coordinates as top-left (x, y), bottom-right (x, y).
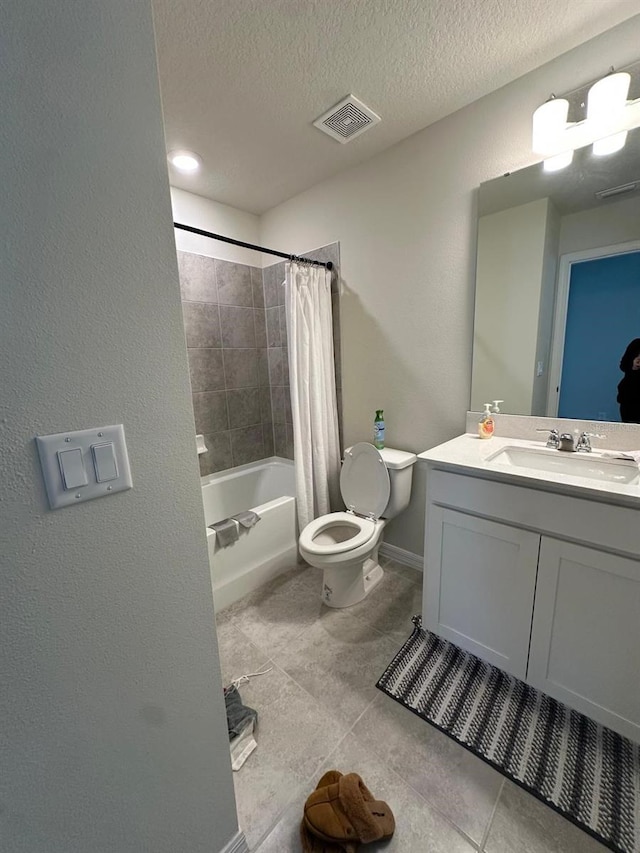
top-left (418, 434), bottom-right (640, 742)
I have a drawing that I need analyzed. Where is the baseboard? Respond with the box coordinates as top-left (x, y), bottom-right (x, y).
top-left (220, 830), bottom-right (249, 853)
top-left (379, 542), bottom-right (423, 571)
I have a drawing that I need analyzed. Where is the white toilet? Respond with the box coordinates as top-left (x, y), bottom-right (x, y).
top-left (298, 442), bottom-right (417, 608)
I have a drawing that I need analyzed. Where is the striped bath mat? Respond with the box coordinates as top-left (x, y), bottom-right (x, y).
top-left (376, 617), bottom-right (639, 853)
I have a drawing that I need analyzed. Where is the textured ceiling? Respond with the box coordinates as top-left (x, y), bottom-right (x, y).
top-left (153, 0), bottom-right (640, 214)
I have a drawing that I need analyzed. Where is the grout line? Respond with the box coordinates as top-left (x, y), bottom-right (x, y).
top-left (240, 655), bottom-right (353, 851)
top-left (284, 602), bottom-right (390, 647)
top-left (251, 730), bottom-right (353, 852)
top-left (217, 288), bottom-right (232, 442)
top-left (217, 618), bottom-right (270, 671)
top-left (342, 694), bottom-right (378, 735)
top-left (346, 722), bottom-right (484, 851)
top-left (380, 751), bottom-right (484, 851)
top-left (252, 307), bottom-right (258, 352)
top-left (226, 569), bottom-right (484, 851)
top-left (479, 776), bottom-right (505, 851)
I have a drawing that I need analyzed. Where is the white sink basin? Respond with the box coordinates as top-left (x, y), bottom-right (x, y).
top-left (486, 445), bottom-right (640, 485)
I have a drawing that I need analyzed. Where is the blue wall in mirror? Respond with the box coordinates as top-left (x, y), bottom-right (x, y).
top-left (559, 251), bottom-right (640, 421)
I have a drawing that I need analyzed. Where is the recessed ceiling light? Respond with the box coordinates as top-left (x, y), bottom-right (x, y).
top-left (168, 149), bottom-right (202, 173)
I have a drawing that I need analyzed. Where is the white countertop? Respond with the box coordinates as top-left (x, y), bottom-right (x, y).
top-left (418, 434), bottom-right (640, 508)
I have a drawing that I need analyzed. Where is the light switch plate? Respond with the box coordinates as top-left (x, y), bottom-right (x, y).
top-left (36, 424), bottom-right (132, 509)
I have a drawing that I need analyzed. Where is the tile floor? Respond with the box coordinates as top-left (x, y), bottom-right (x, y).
top-left (216, 558), bottom-right (608, 852)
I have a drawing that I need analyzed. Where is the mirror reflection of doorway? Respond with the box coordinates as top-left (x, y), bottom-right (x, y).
top-left (551, 247), bottom-right (640, 421)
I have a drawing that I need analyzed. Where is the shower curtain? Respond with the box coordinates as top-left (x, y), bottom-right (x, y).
top-left (285, 261), bottom-right (341, 530)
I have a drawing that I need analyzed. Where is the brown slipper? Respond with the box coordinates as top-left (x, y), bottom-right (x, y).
top-left (300, 771), bottom-right (349, 853)
top-left (315, 771), bottom-right (344, 790)
top-left (303, 772), bottom-right (395, 850)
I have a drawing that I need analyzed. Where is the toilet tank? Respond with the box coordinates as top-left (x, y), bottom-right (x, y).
top-left (378, 447), bottom-right (417, 519)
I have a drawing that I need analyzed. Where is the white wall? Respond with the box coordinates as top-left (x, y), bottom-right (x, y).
top-left (533, 201), bottom-right (561, 416)
top-left (1, 4), bottom-right (238, 852)
top-left (558, 193), bottom-right (640, 256)
top-left (171, 186), bottom-right (261, 264)
top-left (260, 15), bottom-right (640, 556)
top-left (473, 199), bottom-right (550, 415)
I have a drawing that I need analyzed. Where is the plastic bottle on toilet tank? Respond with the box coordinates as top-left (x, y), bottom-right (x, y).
top-left (374, 410), bottom-right (385, 449)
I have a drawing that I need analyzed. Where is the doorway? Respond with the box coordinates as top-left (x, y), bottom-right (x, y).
top-left (548, 244), bottom-right (640, 420)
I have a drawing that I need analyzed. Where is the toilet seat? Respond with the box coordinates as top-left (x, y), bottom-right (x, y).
top-left (298, 511), bottom-right (376, 556)
top-left (299, 445), bottom-right (391, 559)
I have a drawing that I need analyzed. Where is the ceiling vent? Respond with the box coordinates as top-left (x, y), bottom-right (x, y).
top-left (313, 95), bottom-right (380, 144)
top-left (594, 180), bottom-right (639, 200)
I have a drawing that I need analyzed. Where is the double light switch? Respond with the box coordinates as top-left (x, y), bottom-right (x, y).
top-left (37, 424), bottom-right (132, 509)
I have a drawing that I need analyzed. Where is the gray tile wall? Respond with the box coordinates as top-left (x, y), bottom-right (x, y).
top-left (178, 251), bottom-right (273, 476)
top-left (179, 242), bottom-right (342, 475)
top-left (262, 260), bottom-right (292, 459)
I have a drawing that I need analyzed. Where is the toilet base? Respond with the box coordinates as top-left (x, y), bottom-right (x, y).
top-left (321, 555), bottom-right (384, 608)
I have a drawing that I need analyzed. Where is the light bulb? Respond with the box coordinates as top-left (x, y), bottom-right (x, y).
top-left (587, 72), bottom-right (630, 123)
top-left (593, 131), bottom-right (628, 156)
top-left (543, 150), bottom-right (573, 172)
top-left (168, 149), bottom-right (202, 173)
top-left (532, 98), bottom-right (569, 154)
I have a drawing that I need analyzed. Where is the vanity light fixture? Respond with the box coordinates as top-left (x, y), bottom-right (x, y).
top-left (533, 69), bottom-right (640, 170)
top-left (167, 149), bottom-right (202, 173)
top-left (543, 151), bottom-right (574, 173)
top-left (588, 72), bottom-right (630, 156)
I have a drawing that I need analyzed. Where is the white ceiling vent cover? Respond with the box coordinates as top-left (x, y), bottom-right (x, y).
top-left (313, 95), bottom-right (380, 144)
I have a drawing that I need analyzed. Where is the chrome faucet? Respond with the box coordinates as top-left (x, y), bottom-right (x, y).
top-left (559, 433), bottom-right (577, 452)
top-left (536, 428), bottom-right (560, 449)
top-left (536, 428), bottom-right (605, 452)
top-left (575, 432), bottom-right (606, 453)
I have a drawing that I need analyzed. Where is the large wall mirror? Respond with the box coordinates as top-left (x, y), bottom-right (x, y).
top-left (471, 65), bottom-right (640, 423)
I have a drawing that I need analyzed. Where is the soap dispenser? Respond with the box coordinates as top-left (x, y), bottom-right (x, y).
top-left (478, 403), bottom-right (495, 439)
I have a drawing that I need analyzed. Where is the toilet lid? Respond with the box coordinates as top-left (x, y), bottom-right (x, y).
top-left (340, 442), bottom-right (390, 519)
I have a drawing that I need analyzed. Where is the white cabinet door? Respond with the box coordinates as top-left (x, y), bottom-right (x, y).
top-left (528, 538), bottom-right (640, 742)
top-left (424, 507), bottom-right (540, 678)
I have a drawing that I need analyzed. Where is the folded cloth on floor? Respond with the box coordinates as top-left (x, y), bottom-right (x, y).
top-left (230, 721), bottom-right (257, 771)
top-left (225, 685), bottom-right (258, 769)
top-left (208, 517), bottom-right (239, 547)
top-left (224, 684), bottom-right (258, 740)
top-left (231, 509), bottom-right (261, 529)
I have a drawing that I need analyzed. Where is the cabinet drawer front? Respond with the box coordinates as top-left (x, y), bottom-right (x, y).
top-left (426, 468), bottom-right (640, 558)
top-left (425, 507), bottom-right (539, 678)
top-left (529, 538), bottom-right (640, 742)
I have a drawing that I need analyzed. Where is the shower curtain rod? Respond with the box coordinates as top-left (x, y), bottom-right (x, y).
top-left (173, 222), bottom-right (333, 270)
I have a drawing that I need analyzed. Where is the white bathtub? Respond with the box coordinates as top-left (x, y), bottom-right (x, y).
top-left (201, 457), bottom-right (298, 611)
